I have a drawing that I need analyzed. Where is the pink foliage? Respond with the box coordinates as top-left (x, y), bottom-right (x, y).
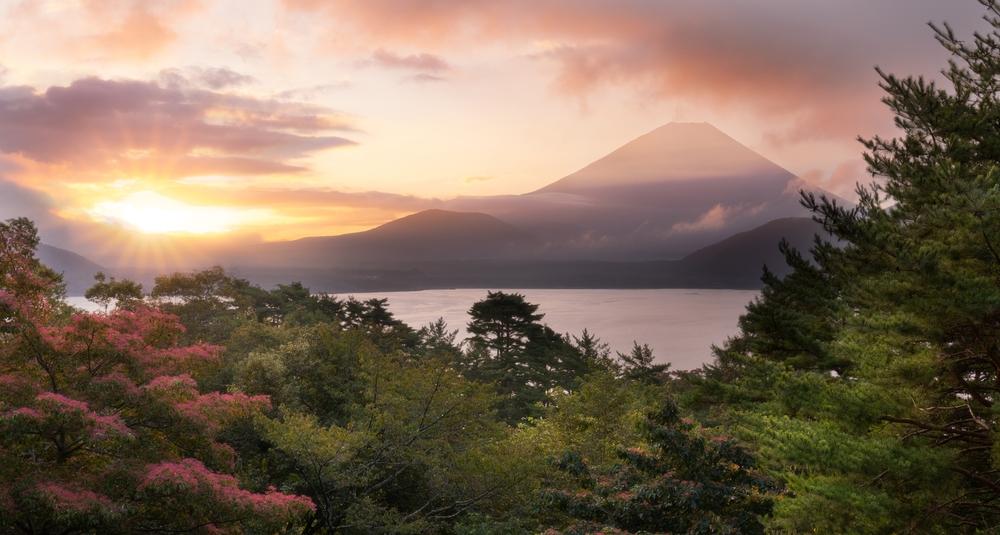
top-left (0, 372), bottom-right (38, 398)
top-left (144, 374), bottom-right (198, 393)
top-left (144, 342), bottom-right (222, 375)
top-left (35, 482), bottom-right (114, 513)
top-left (31, 304), bottom-right (223, 383)
top-left (0, 373), bottom-right (18, 387)
top-left (36, 391), bottom-right (91, 412)
top-left (140, 459), bottom-right (315, 517)
top-left (33, 392), bottom-right (132, 439)
top-left (6, 406), bottom-right (43, 419)
top-left (177, 392), bottom-right (270, 432)
top-left (90, 413), bottom-right (131, 438)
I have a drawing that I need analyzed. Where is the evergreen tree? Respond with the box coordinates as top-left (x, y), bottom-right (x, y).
top-left (417, 317), bottom-right (463, 360)
top-left (465, 292), bottom-right (593, 422)
top-left (617, 342), bottom-right (670, 384)
top-left (571, 329), bottom-right (618, 373)
top-left (681, 3), bottom-right (1000, 530)
top-left (543, 400), bottom-right (776, 534)
top-left (467, 291), bottom-right (543, 362)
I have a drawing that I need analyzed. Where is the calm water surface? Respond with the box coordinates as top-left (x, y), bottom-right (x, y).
top-left (334, 289), bottom-right (757, 370)
top-left (67, 289), bottom-right (757, 370)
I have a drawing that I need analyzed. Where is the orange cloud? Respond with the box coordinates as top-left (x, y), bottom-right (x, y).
top-left (670, 204), bottom-right (732, 234)
top-left (284, 0), bottom-right (979, 143)
top-left (0, 75), bottom-right (356, 181)
top-left (89, 5), bottom-right (177, 59)
top-left (367, 49), bottom-right (450, 72)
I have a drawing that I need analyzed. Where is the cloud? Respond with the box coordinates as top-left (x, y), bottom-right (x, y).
top-left (464, 175), bottom-right (495, 183)
top-left (285, 0), bottom-right (985, 143)
top-left (368, 48), bottom-right (450, 72)
top-left (277, 82), bottom-right (353, 100)
top-left (670, 203), bottom-right (732, 234)
top-left (88, 6), bottom-right (175, 59)
top-left (404, 73), bottom-right (447, 84)
top-left (0, 177), bottom-right (56, 223)
top-left (183, 186), bottom-right (441, 212)
top-left (159, 67), bottom-right (256, 90)
top-left (0, 76), bottom-right (356, 180)
top-left (798, 159), bottom-right (868, 198)
top-left (82, 0), bottom-right (203, 60)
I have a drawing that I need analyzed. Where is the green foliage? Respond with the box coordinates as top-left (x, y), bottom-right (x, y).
top-left (677, 3), bottom-right (1000, 531)
top-left (84, 271), bottom-right (144, 311)
top-left (618, 342), bottom-right (670, 384)
top-left (232, 331), bottom-right (508, 532)
top-left (542, 400), bottom-right (777, 535)
top-left (463, 291), bottom-right (600, 423)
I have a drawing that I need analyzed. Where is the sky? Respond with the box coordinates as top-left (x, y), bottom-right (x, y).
top-left (0, 0), bottom-right (988, 240)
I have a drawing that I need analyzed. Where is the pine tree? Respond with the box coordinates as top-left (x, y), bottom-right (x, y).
top-left (465, 292), bottom-right (592, 422)
top-left (617, 342), bottom-right (670, 384)
top-left (543, 400), bottom-right (776, 534)
top-left (682, 2), bottom-right (1000, 530)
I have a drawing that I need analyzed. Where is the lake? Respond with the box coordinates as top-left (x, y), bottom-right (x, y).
top-left (67, 289), bottom-right (757, 370)
top-left (334, 289), bottom-right (757, 370)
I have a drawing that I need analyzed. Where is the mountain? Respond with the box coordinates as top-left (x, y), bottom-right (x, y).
top-left (239, 209), bottom-right (537, 268)
top-left (218, 122), bottom-right (835, 290)
top-left (226, 217), bottom-right (823, 292)
top-left (538, 122), bottom-right (788, 192)
top-left (17, 121), bottom-right (841, 292)
top-left (447, 122), bottom-right (821, 260)
top-left (36, 244), bottom-right (105, 294)
top-left (668, 217), bottom-right (821, 287)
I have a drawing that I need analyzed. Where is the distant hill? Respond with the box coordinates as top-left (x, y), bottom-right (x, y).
top-left (36, 244), bottom-right (105, 294)
top-left (669, 217), bottom-right (822, 287)
top-left (240, 209), bottom-right (537, 268)
top-left (225, 217), bottom-right (825, 292)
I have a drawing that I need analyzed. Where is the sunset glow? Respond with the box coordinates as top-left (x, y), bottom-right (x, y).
top-left (89, 191), bottom-right (267, 235)
top-left (0, 0), bottom-right (987, 247)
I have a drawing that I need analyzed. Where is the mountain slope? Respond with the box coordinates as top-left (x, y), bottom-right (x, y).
top-left (37, 243), bottom-right (106, 294)
top-left (669, 217), bottom-right (822, 287)
top-left (538, 122), bottom-right (791, 192)
top-left (244, 209), bottom-right (537, 268)
top-left (446, 122), bottom-right (823, 260)
top-left (225, 217), bottom-right (824, 292)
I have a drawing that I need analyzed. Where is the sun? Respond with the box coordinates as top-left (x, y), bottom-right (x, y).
top-left (88, 191), bottom-right (258, 235)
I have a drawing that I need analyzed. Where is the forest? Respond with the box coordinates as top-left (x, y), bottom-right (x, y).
top-left (2, 3), bottom-right (1000, 534)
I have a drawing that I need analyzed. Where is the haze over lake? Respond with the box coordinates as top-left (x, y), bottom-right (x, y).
top-left (334, 289), bottom-right (758, 370)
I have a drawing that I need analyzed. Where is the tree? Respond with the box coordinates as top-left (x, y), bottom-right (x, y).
top-left (617, 342), bottom-right (670, 384)
top-left (467, 291), bottom-right (543, 362)
top-left (85, 271), bottom-right (144, 311)
top-left (150, 266), bottom-right (262, 343)
top-left (465, 292), bottom-right (594, 423)
top-left (679, 3), bottom-right (1000, 531)
top-left (542, 400), bottom-right (777, 534)
top-left (229, 325), bottom-right (509, 533)
top-left (798, 3), bottom-right (1000, 527)
top-left (417, 317), bottom-right (463, 361)
top-left (0, 219), bottom-right (314, 534)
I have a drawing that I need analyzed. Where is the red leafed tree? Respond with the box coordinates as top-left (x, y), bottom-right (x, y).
top-left (0, 218), bottom-right (314, 534)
